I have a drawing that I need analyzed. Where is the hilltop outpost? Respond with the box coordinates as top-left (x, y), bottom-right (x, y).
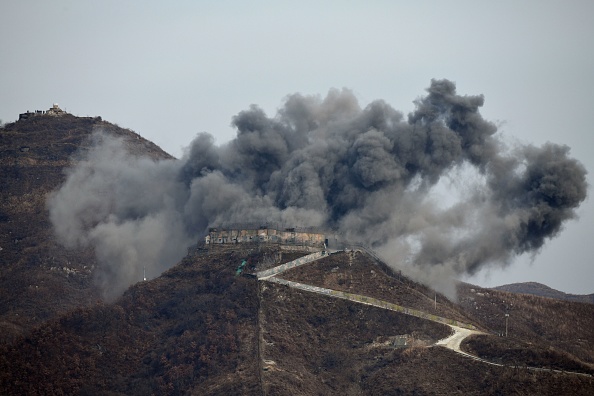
top-left (205, 226), bottom-right (327, 248)
top-left (19, 104), bottom-right (67, 120)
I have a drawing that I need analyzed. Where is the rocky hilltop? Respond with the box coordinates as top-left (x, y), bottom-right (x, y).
top-left (0, 112), bottom-right (171, 343)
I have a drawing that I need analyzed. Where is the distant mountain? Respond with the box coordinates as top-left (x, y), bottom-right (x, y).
top-left (492, 282), bottom-right (594, 304)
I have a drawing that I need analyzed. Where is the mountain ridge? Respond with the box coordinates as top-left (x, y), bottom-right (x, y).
top-left (492, 282), bottom-right (594, 304)
top-left (0, 112), bottom-right (172, 342)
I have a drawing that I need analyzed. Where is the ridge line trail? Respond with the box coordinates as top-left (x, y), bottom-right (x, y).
top-left (255, 250), bottom-right (593, 377)
top-left (257, 250), bottom-right (477, 331)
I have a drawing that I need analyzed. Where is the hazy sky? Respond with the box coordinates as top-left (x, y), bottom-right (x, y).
top-left (2, 1), bottom-right (593, 294)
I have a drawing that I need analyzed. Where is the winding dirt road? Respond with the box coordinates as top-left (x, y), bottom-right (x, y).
top-left (256, 250), bottom-right (593, 377)
top-left (436, 325), bottom-right (483, 352)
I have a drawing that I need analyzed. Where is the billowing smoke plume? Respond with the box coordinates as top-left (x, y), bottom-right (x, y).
top-left (48, 79), bottom-right (587, 299)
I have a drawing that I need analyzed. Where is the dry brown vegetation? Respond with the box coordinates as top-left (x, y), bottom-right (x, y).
top-left (463, 334), bottom-right (594, 374)
top-left (1, 114), bottom-right (593, 394)
top-left (279, 251), bottom-right (476, 326)
top-left (362, 346), bottom-right (593, 395)
top-left (259, 279), bottom-right (451, 395)
top-left (0, 247), bottom-right (262, 395)
top-left (0, 115), bottom-right (172, 343)
top-left (458, 282), bottom-right (594, 366)
top-left (1, 243), bottom-right (593, 395)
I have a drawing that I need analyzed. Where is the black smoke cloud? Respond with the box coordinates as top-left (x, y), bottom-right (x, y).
top-left (48, 79), bottom-right (587, 299)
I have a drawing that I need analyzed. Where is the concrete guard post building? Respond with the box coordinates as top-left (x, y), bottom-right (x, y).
top-left (205, 226), bottom-right (327, 249)
top-left (19, 104), bottom-right (67, 120)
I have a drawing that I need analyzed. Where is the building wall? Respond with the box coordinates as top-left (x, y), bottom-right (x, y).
top-left (205, 228), bottom-right (326, 248)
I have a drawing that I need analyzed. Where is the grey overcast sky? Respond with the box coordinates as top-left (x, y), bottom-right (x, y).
top-left (2, 0), bottom-right (593, 294)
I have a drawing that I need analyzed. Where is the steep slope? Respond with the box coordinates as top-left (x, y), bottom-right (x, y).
top-left (278, 250), bottom-right (477, 327)
top-left (0, 113), bottom-right (172, 342)
top-left (259, 279), bottom-right (451, 394)
top-left (493, 282), bottom-right (594, 304)
top-left (0, 245), bottom-right (262, 395)
top-left (458, 282), bottom-right (594, 367)
top-left (2, 244), bottom-right (592, 395)
top-left (358, 346), bottom-right (592, 395)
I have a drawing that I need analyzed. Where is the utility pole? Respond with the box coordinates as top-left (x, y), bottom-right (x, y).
top-left (505, 312), bottom-right (509, 337)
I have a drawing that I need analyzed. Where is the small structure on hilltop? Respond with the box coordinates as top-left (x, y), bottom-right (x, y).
top-left (19, 103), bottom-right (66, 120)
top-left (205, 226), bottom-right (327, 248)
